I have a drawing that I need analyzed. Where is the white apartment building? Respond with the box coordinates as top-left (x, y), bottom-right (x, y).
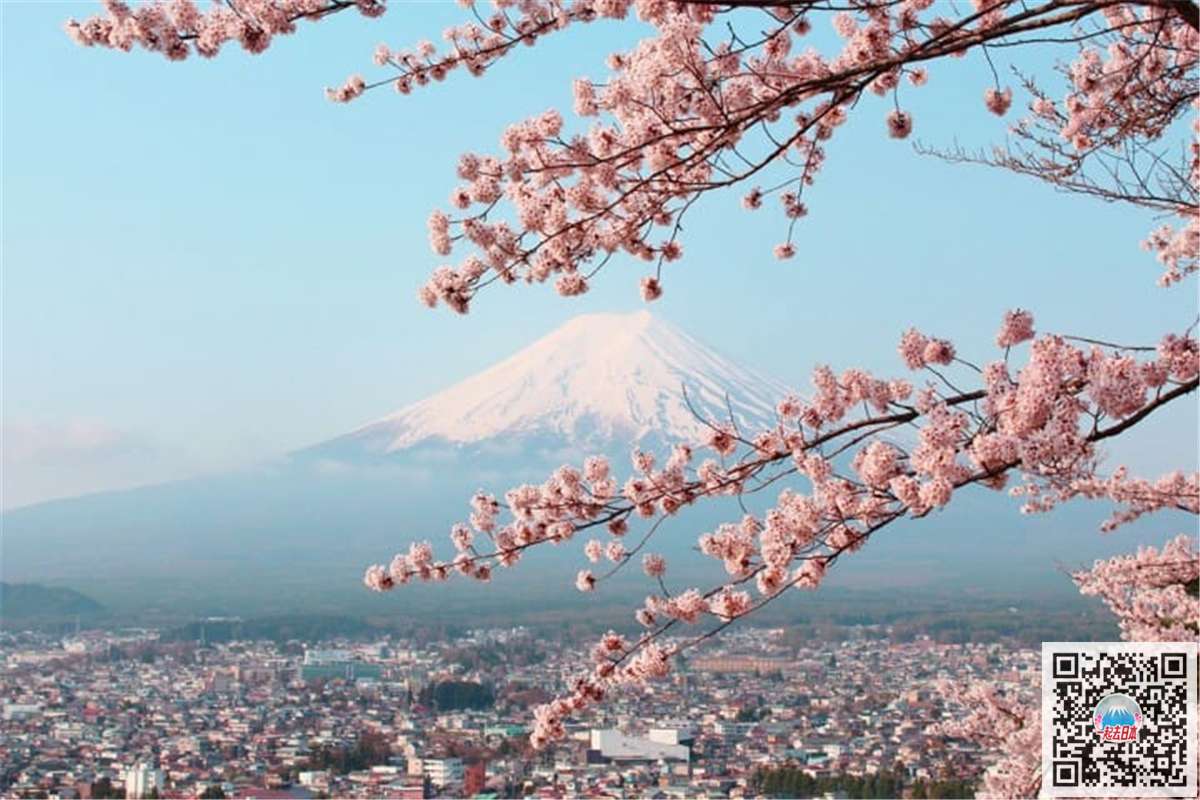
top-left (124, 763), bottom-right (164, 799)
top-left (408, 756), bottom-right (464, 788)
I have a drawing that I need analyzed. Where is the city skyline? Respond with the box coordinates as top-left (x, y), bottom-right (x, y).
top-left (0, 621), bottom-right (1033, 799)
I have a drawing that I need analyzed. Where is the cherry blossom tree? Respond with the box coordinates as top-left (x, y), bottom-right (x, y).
top-left (68, 0), bottom-right (1199, 789)
top-left (936, 533), bottom-right (1198, 798)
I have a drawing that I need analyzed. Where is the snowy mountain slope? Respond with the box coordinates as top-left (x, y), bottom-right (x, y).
top-left (310, 310), bottom-right (793, 456)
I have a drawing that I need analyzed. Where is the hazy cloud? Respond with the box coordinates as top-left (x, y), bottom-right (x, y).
top-left (3, 419), bottom-right (152, 464)
top-left (2, 419), bottom-right (187, 509)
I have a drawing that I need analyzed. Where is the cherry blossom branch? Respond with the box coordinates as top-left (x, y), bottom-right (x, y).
top-left (360, 311), bottom-right (1197, 747)
top-left (65, 0), bottom-right (375, 60)
top-left (405, 1), bottom-right (1198, 310)
top-left (64, 1), bottom-right (1198, 300)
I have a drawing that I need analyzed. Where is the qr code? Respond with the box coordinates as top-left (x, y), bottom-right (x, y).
top-left (1042, 642), bottom-right (1198, 798)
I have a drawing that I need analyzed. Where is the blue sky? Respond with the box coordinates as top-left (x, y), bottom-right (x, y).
top-left (3, 1), bottom-right (1196, 507)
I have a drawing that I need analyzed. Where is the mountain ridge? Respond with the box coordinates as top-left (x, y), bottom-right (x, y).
top-left (304, 310), bottom-right (791, 459)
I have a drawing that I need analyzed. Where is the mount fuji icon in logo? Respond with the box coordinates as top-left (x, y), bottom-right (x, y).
top-left (1094, 693), bottom-right (1144, 741)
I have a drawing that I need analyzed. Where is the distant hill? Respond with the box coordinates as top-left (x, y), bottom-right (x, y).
top-left (0, 582), bottom-right (103, 622)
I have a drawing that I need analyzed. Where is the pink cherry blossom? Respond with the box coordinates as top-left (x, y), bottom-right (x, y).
top-left (984, 86), bottom-right (1013, 116)
top-left (886, 109), bottom-right (913, 139)
top-left (362, 563), bottom-right (392, 592)
top-left (935, 676), bottom-right (1042, 799)
top-left (639, 276), bottom-right (663, 302)
top-left (922, 337), bottom-right (956, 366)
top-left (898, 328), bottom-right (929, 369)
top-left (708, 587), bottom-right (751, 620)
top-left (584, 539), bottom-right (603, 563)
top-left (663, 588), bottom-right (707, 623)
top-left (642, 553), bottom-right (666, 578)
top-left (1073, 534), bottom-right (1200, 641)
top-left (996, 309), bottom-right (1035, 347)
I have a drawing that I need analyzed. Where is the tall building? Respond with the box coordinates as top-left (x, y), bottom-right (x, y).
top-left (688, 655), bottom-right (793, 674)
top-left (649, 725), bottom-right (696, 747)
top-left (298, 648), bottom-right (383, 682)
top-left (410, 757), bottom-right (464, 789)
top-left (124, 763), bottom-right (163, 799)
top-left (587, 729), bottom-right (690, 764)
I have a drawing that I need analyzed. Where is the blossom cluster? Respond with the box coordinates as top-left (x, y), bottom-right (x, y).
top-left (65, 0), bottom-right (382, 60)
top-left (1082, 24), bottom-right (1200, 290)
top-left (1001, 331), bottom-right (1200, 518)
top-left (392, 1), bottom-right (1197, 312)
top-left (1066, 469), bottom-right (1200, 532)
top-left (1001, 7), bottom-right (1198, 289)
top-left (1073, 534), bottom-right (1200, 642)
top-left (934, 676), bottom-right (1042, 799)
top-left (339, 0), bottom-right (595, 103)
top-left (529, 637), bottom-right (672, 748)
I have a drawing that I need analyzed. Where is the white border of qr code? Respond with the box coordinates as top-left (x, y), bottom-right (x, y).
top-left (1041, 641), bottom-right (1198, 798)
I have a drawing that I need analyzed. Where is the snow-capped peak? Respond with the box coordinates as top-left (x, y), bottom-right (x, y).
top-left (331, 310), bottom-right (790, 454)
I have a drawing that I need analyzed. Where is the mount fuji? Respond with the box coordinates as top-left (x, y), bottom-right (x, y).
top-left (304, 310), bottom-right (788, 460)
top-left (0, 311), bottom-right (795, 616)
top-left (0, 311), bottom-right (1182, 619)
